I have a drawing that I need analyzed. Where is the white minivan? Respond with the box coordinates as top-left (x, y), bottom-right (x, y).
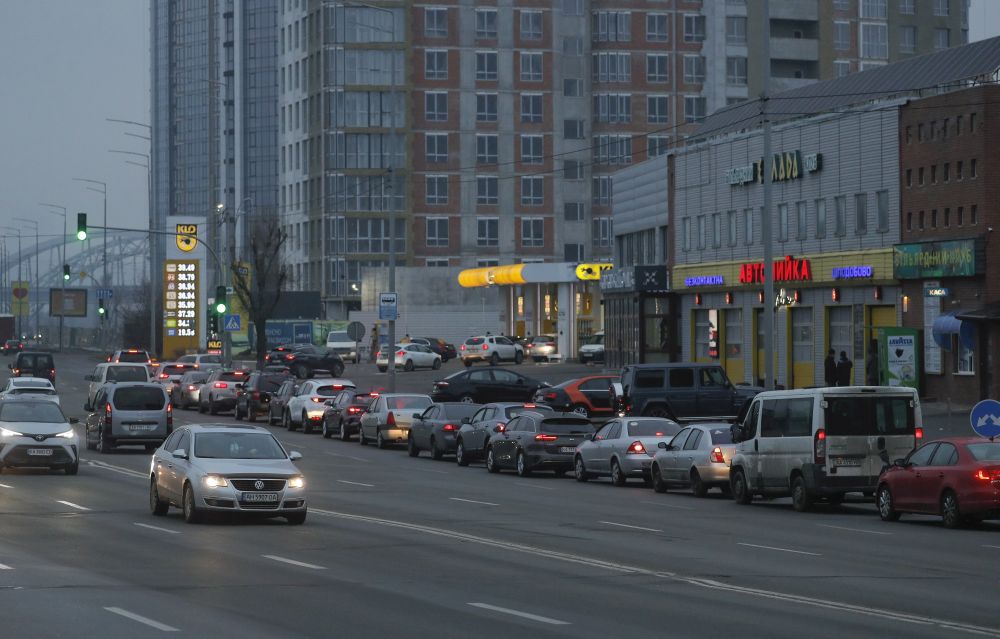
top-left (326, 331), bottom-right (358, 364)
top-left (728, 386), bottom-right (922, 511)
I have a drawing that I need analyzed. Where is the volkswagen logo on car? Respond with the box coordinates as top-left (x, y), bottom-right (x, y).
top-left (254, 480), bottom-right (265, 490)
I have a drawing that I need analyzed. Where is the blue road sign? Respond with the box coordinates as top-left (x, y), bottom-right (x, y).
top-left (379, 292), bottom-right (398, 321)
top-left (970, 399), bottom-right (1000, 438)
top-left (97, 288), bottom-right (114, 300)
top-left (223, 314), bottom-right (241, 332)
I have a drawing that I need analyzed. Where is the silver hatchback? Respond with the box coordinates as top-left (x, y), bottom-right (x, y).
top-left (85, 383), bottom-right (172, 453)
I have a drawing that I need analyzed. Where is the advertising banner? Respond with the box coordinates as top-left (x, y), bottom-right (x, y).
top-left (11, 281), bottom-right (28, 316)
top-left (49, 289), bottom-right (88, 317)
top-left (879, 327), bottom-right (920, 390)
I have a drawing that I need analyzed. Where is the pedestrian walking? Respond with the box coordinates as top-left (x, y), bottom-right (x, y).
top-left (369, 325), bottom-right (379, 362)
top-left (824, 349), bottom-right (837, 387)
top-left (836, 351), bottom-right (853, 387)
top-left (400, 333), bottom-right (411, 344)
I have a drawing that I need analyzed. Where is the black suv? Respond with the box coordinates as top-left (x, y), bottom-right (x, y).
top-left (234, 370), bottom-right (291, 422)
top-left (280, 345), bottom-right (345, 379)
top-left (614, 363), bottom-right (761, 421)
top-left (10, 351), bottom-right (56, 383)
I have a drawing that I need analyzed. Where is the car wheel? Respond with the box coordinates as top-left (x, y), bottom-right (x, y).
top-left (514, 351), bottom-right (523, 365)
top-left (182, 483), bottom-right (202, 524)
top-left (359, 427), bottom-right (368, 446)
top-left (430, 436), bottom-right (443, 461)
top-left (98, 428), bottom-right (112, 454)
top-left (378, 366), bottom-right (387, 373)
top-left (574, 456), bottom-right (590, 482)
top-left (485, 445), bottom-right (500, 473)
top-left (515, 450), bottom-right (531, 477)
top-left (198, 399), bottom-right (207, 414)
top-left (407, 435), bottom-right (419, 457)
top-left (490, 353), bottom-right (500, 366)
top-left (456, 439), bottom-right (469, 466)
top-left (376, 429), bottom-right (387, 449)
top-left (65, 461), bottom-right (79, 476)
top-left (791, 475), bottom-right (812, 512)
top-left (643, 406), bottom-right (675, 421)
top-left (145, 444), bottom-right (157, 453)
top-left (149, 478), bottom-right (169, 515)
top-left (294, 364), bottom-right (309, 379)
top-left (85, 432), bottom-right (96, 451)
top-left (286, 511), bottom-right (307, 525)
top-left (208, 396), bottom-right (218, 415)
top-left (234, 403), bottom-right (244, 421)
top-left (284, 410), bottom-right (295, 431)
top-left (877, 484), bottom-right (900, 522)
top-left (322, 420), bottom-right (332, 439)
top-left (432, 358), bottom-right (441, 370)
top-left (333, 364), bottom-right (345, 377)
top-left (463, 359), bottom-right (472, 368)
top-left (610, 460), bottom-right (626, 486)
top-left (459, 394), bottom-right (475, 404)
top-left (570, 404), bottom-right (590, 418)
top-left (339, 421), bottom-right (351, 442)
top-left (268, 410), bottom-right (277, 426)
top-left (247, 403), bottom-right (258, 422)
top-left (691, 469), bottom-right (708, 498)
top-left (731, 469), bottom-right (752, 505)
top-left (302, 412), bottom-right (313, 434)
top-left (651, 464), bottom-right (668, 493)
top-left (404, 359), bottom-right (414, 372)
top-left (941, 490), bottom-right (962, 529)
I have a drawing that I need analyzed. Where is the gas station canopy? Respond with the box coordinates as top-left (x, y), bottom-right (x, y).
top-left (457, 262), bottom-right (611, 288)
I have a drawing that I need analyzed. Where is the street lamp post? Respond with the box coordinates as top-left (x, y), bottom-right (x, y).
top-left (1, 228), bottom-right (23, 338)
top-left (12, 218), bottom-right (39, 341)
top-left (39, 204), bottom-right (67, 351)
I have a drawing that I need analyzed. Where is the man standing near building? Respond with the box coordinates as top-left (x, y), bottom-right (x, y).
top-left (837, 351), bottom-right (854, 387)
top-left (824, 349), bottom-right (837, 387)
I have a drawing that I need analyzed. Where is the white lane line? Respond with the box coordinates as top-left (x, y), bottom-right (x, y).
top-left (410, 467), bottom-right (449, 475)
top-left (0, 483), bottom-right (12, 488)
top-left (261, 554), bottom-right (327, 570)
top-left (640, 500), bottom-right (695, 511)
top-left (599, 521), bottom-right (663, 533)
top-left (737, 542), bottom-right (821, 556)
top-left (450, 497), bottom-right (499, 506)
top-left (104, 607), bottom-right (179, 632)
top-left (468, 603), bottom-right (570, 626)
top-left (983, 545), bottom-right (1000, 550)
top-left (134, 522), bottom-right (181, 535)
top-left (818, 524), bottom-right (892, 536)
top-left (55, 500), bottom-right (90, 511)
top-left (0, 563), bottom-right (13, 570)
top-left (85, 459), bottom-right (147, 479)
top-left (337, 480), bottom-right (374, 488)
top-left (324, 452), bottom-right (370, 463)
top-left (510, 481), bottom-right (556, 491)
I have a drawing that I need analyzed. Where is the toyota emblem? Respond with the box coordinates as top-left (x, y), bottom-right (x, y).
top-left (254, 480), bottom-right (265, 490)
top-left (34, 435), bottom-right (45, 442)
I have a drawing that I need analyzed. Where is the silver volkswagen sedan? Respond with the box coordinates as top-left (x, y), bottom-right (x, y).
top-left (574, 417), bottom-right (682, 485)
top-left (149, 424), bottom-right (307, 524)
top-left (649, 423), bottom-right (737, 497)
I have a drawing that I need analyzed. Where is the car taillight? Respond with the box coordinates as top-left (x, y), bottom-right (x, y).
top-left (166, 403), bottom-right (173, 429)
top-left (252, 391), bottom-right (260, 400)
top-left (347, 406), bottom-right (362, 414)
top-left (915, 426), bottom-right (923, 440)
top-left (285, 354), bottom-right (295, 361)
top-left (535, 434), bottom-right (558, 442)
top-left (527, 343), bottom-right (534, 349)
top-left (482, 344), bottom-right (489, 351)
top-left (387, 412), bottom-right (396, 426)
top-left (214, 382), bottom-right (228, 389)
top-left (460, 344), bottom-right (466, 351)
top-left (815, 429), bottom-right (826, 465)
top-left (495, 423), bottom-right (506, 432)
top-left (264, 354), bottom-right (271, 361)
top-left (105, 402), bottom-right (112, 423)
top-left (311, 397), bottom-right (324, 403)
top-left (159, 373), bottom-right (169, 379)
top-left (543, 392), bottom-right (557, 401)
top-left (522, 403), bottom-right (537, 408)
top-left (12, 368), bottom-right (18, 375)
top-left (188, 385), bottom-right (197, 391)
top-left (710, 447), bottom-right (725, 463)
top-left (442, 424), bottom-right (457, 432)
top-left (627, 441), bottom-right (646, 455)
top-left (435, 381), bottom-right (449, 387)
top-left (974, 468), bottom-right (1000, 481)
top-left (396, 350), bottom-right (406, 357)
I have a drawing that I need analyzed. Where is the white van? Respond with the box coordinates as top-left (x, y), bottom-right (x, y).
top-left (326, 331), bottom-right (358, 364)
top-left (728, 386), bottom-right (922, 511)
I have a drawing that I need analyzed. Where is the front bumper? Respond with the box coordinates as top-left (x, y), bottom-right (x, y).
top-left (0, 439), bottom-right (78, 468)
top-left (197, 483), bottom-right (307, 514)
top-left (578, 350), bottom-right (604, 362)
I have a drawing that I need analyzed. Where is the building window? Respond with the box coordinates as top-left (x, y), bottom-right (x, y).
top-left (683, 55), bottom-right (706, 83)
top-left (956, 206), bottom-right (963, 226)
top-left (778, 204), bottom-right (788, 241)
top-left (476, 93), bottom-right (497, 122)
top-left (918, 210), bottom-right (925, 229)
top-left (814, 198), bottom-right (827, 239)
top-left (834, 60), bottom-right (852, 77)
top-left (593, 135), bottom-right (632, 164)
top-left (476, 176), bottom-right (498, 205)
top-left (900, 25), bottom-right (916, 53)
top-left (593, 217), bottom-right (612, 247)
top-left (943, 162), bottom-right (950, 182)
top-left (918, 166), bottom-right (925, 185)
top-left (646, 95), bottom-right (669, 123)
top-left (520, 135), bottom-right (544, 164)
top-left (592, 176), bottom-right (613, 205)
top-left (476, 9), bottom-right (497, 38)
top-left (726, 16), bottom-right (747, 44)
top-left (855, 193), bottom-right (868, 234)
top-left (727, 210), bottom-right (738, 246)
top-left (425, 259), bottom-right (449, 267)
top-left (956, 337), bottom-right (974, 373)
top-left (425, 133), bottom-right (448, 163)
top-left (683, 14), bottom-right (705, 42)
top-left (931, 209), bottom-right (938, 229)
top-left (562, 0), bottom-right (584, 16)
top-left (795, 201), bottom-right (807, 240)
top-left (907, 211), bottom-right (912, 231)
top-left (564, 119), bottom-right (585, 140)
top-left (564, 202), bottom-right (584, 221)
top-left (834, 22), bottom-right (851, 50)
top-left (425, 217), bottom-right (449, 247)
top-left (899, 0), bottom-right (915, 15)
top-left (647, 136), bottom-right (670, 157)
top-left (646, 54), bottom-right (669, 82)
top-left (934, 0), bottom-right (949, 16)
top-left (424, 50), bottom-right (448, 80)
top-left (521, 217), bottom-right (544, 247)
top-left (564, 243), bottom-right (584, 262)
top-left (712, 212), bottom-right (722, 248)
top-left (424, 7), bottom-right (448, 38)
top-left (744, 208), bottom-right (754, 245)
top-left (520, 52), bottom-right (543, 81)
top-left (564, 79), bottom-right (582, 96)
top-left (726, 57), bottom-right (748, 85)
top-left (695, 215), bottom-right (705, 250)
top-left (423, 175), bottom-right (448, 206)
top-left (956, 160), bottom-right (963, 179)
top-left (477, 217), bottom-right (499, 247)
top-left (835, 196), bottom-right (847, 236)
top-left (520, 93), bottom-right (543, 123)
top-left (971, 158), bottom-right (978, 178)
top-left (563, 159), bottom-right (584, 180)
top-left (861, 0), bottom-right (888, 18)
top-left (684, 96), bottom-right (706, 123)
top-left (562, 36), bottom-right (583, 55)
top-left (477, 259), bottom-right (500, 267)
top-left (861, 23), bottom-right (888, 59)
top-left (476, 134), bottom-right (498, 164)
top-left (971, 204), bottom-right (978, 225)
top-left (646, 13), bottom-right (668, 42)
top-left (593, 11), bottom-right (631, 42)
top-left (425, 92), bottom-right (447, 121)
top-left (594, 93), bottom-right (632, 123)
top-left (682, 217), bottom-right (691, 251)
top-left (521, 176), bottom-right (544, 206)
top-left (934, 28), bottom-right (950, 50)
top-left (944, 207), bottom-right (951, 227)
top-left (931, 165), bottom-right (937, 183)
top-left (476, 51), bottom-right (498, 80)
top-left (593, 52), bottom-right (631, 82)
top-left (518, 9), bottom-right (544, 40)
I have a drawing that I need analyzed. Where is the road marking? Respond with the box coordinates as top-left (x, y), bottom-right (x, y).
top-left (599, 521), bottom-right (663, 533)
top-left (262, 554), bottom-right (327, 570)
top-left (337, 480), bottom-right (374, 488)
top-left (0, 563), bottom-right (13, 570)
top-left (325, 452), bottom-right (370, 463)
top-left (410, 466), bottom-right (449, 475)
top-left (640, 500), bottom-right (695, 511)
top-left (450, 497), bottom-right (499, 506)
top-left (511, 481), bottom-right (556, 491)
top-left (737, 542), bottom-right (821, 556)
top-left (817, 524), bottom-right (892, 536)
top-left (104, 607), bottom-right (179, 632)
top-left (134, 522), bottom-right (180, 535)
top-left (468, 603), bottom-right (570, 626)
top-left (983, 545), bottom-right (1000, 550)
top-left (85, 459), bottom-right (147, 479)
top-left (0, 483), bottom-right (12, 488)
top-left (55, 500), bottom-right (90, 511)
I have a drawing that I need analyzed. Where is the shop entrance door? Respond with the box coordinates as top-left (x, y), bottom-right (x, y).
top-left (790, 307), bottom-right (814, 389)
top-left (724, 309), bottom-right (745, 384)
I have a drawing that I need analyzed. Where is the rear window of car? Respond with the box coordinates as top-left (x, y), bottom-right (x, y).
top-left (12, 380), bottom-right (51, 388)
top-left (539, 419), bottom-right (594, 435)
top-left (710, 428), bottom-right (734, 444)
top-left (387, 396), bottom-right (433, 410)
top-left (200, 355), bottom-right (222, 364)
top-left (328, 332), bottom-right (350, 342)
top-left (0, 402), bottom-right (65, 422)
top-left (18, 354), bottom-right (54, 369)
top-left (966, 442), bottom-right (1000, 461)
top-left (441, 404), bottom-right (480, 419)
top-left (353, 394), bottom-right (376, 406)
top-left (181, 372), bottom-right (209, 383)
top-left (113, 387), bottom-right (166, 411)
top-left (628, 420), bottom-right (682, 437)
top-left (315, 385), bottom-right (347, 397)
top-left (107, 366), bottom-right (148, 382)
top-left (160, 365), bottom-right (188, 376)
top-left (533, 336), bottom-right (554, 343)
top-left (825, 396), bottom-right (914, 436)
top-left (257, 376), bottom-right (286, 392)
top-left (117, 351), bottom-right (149, 363)
top-left (10, 388), bottom-right (56, 396)
top-left (465, 337), bottom-right (485, 345)
top-left (219, 372), bottom-right (248, 382)
top-left (504, 405), bottom-right (554, 418)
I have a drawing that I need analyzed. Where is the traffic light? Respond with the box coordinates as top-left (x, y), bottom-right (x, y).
top-left (97, 299), bottom-right (106, 318)
top-left (76, 213), bottom-right (87, 240)
top-left (215, 285), bottom-right (228, 315)
top-left (63, 264), bottom-right (70, 281)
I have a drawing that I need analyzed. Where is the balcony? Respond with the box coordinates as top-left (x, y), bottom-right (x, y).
top-left (770, 77), bottom-right (818, 92)
top-left (770, 37), bottom-right (819, 61)
top-left (769, 0), bottom-right (818, 21)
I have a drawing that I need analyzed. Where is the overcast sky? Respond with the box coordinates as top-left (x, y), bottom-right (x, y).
top-left (0, 0), bottom-right (998, 250)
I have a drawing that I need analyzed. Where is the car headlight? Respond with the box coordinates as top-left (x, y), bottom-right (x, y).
top-left (204, 474), bottom-right (228, 488)
top-left (0, 427), bottom-right (22, 438)
top-left (288, 476), bottom-right (305, 489)
top-left (56, 429), bottom-right (76, 439)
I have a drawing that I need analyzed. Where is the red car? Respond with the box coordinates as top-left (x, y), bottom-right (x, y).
top-left (876, 437), bottom-right (1000, 528)
top-left (532, 375), bottom-right (617, 418)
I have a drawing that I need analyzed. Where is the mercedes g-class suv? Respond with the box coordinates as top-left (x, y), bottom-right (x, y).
top-left (613, 363), bottom-right (761, 421)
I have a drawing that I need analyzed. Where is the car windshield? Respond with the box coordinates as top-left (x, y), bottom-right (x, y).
top-left (0, 402), bottom-right (66, 423)
top-left (193, 432), bottom-right (287, 459)
top-left (107, 366), bottom-right (148, 382)
top-left (113, 387), bottom-right (166, 411)
top-left (586, 334), bottom-right (604, 345)
top-left (388, 396), bottom-right (433, 410)
top-left (539, 419), bottom-right (594, 435)
top-left (314, 385), bottom-right (344, 397)
top-left (505, 405), bottom-right (554, 418)
top-left (117, 351), bottom-right (148, 362)
top-left (329, 332), bottom-right (350, 342)
top-left (628, 419), bottom-right (682, 437)
top-left (710, 428), bottom-right (735, 444)
top-left (966, 442), bottom-right (1000, 461)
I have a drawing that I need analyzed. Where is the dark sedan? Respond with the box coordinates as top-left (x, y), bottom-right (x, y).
top-left (431, 368), bottom-right (549, 404)
top-left (407, 402), bottom-right (482, 459)
top-left (455, 402), bottom-right (554, 466)
top-left (321, 390), bottom-right (378, 440)
top-left (234, 370), bottom-right (290, 422)
top-left (485, 412), bottom-right (594, 476)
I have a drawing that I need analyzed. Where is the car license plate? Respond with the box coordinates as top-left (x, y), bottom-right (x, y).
top-left (832, 456), bottom-right (861, 467)
top-left (241, 492), bottom-right (278, 503)
top-left (126, 424), bottom-right (155, 432)
top-left (27, 448), bottom-right (53, 456)
top-left (559, 446), bottom-right (577, 454)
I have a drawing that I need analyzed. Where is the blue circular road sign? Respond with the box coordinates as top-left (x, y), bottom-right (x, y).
top-left (970, 399), bottom-right (1000, 438)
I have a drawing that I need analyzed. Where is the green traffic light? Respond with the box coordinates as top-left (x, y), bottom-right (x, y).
top-left (215, 301), bottom-right (227, 314)
top-left (77, 230), bottom-right (87, 241)
top-left (76, 212), bottom-right (87, 240)
top-left (98, 306), bottom-right (105, 315)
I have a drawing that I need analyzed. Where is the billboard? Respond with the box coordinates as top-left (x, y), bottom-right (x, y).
top-left (163, 260), bottom-right (200, 359)
top-left (49, 288), bottom-right (88, 317)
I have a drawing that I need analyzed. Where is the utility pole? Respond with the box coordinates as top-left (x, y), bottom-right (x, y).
top-left (40, 204), bottom-right (68, 350)
top-left (13, 219), bottom-right (38, 341)
top-left (2, 229), bottom-right (22, 339)
top-left (760, 0), bottom-right (775, 390)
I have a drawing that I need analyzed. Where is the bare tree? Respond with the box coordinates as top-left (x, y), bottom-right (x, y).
top-left (229, 213), bottom-right (288, 368)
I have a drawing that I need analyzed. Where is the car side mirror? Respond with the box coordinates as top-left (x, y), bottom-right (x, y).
top-left (461, 417), bottom-right (471, 424)
top-left (83, 402), bottom-right (93, 412)
top-left (324, 399), bottom-right (335, 406)
top-left (412, 412), bottom-right (422, 419)
top-left (84, 374), bottom-right (94, 381)
top-left (730, 424), bottom-right (744, 443)
top-left (172, 449), bottom-right (188, 460)
top-left (69, 417), bottom-right (79, 425)
top-left (658, 441), bottom-right (674, 450)
top-left (893, 458), bottom-right (907, 468)
top-left (289, 451), bottom-right (303, 461)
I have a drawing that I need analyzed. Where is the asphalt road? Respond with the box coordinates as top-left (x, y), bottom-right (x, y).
top-left (1, 351), bottom-right (997, 638)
